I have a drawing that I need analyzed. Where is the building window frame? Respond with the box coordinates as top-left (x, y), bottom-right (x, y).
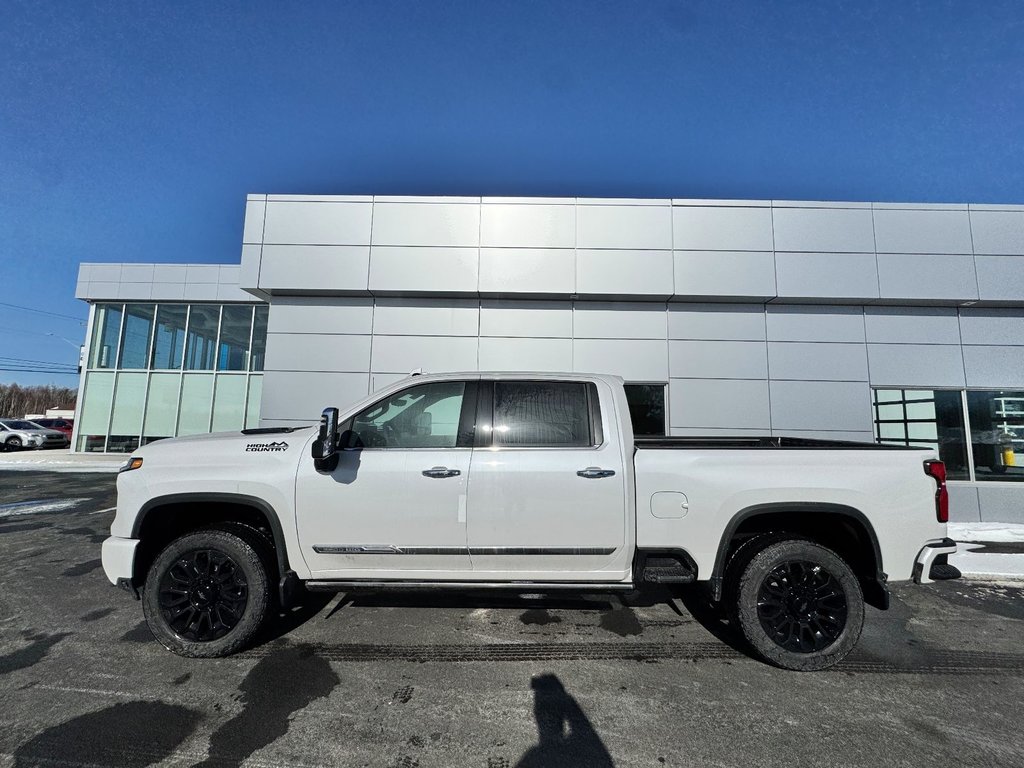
top-left (77, 301), bottom-right (266, 452)
top-left (624, 382), bottom-right (668, 438)
top-left (871, 386), bottom-right (1024, 485)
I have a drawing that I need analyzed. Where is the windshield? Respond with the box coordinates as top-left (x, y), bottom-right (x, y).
top-left (1, 420), bottom-right (41, 430)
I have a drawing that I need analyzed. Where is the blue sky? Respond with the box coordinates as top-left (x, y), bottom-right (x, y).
top-left (1, 0), bottom-right (1022, 387)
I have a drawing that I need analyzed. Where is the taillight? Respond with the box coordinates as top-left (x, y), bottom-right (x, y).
top-left (924, 460), bottom-right (949, 523)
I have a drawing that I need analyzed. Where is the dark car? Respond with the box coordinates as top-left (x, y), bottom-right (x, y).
top-left (32, 418), bottom-right (74, 437)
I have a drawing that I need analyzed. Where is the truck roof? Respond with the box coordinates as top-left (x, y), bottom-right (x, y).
top-left (389, 371), bottom-right (625, 384)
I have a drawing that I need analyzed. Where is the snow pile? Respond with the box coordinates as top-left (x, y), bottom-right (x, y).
top-left (947, 522), bottom-right (1024, 543)
top-left (0, 497), bottom-right (90, 517)
top-left (948, 523), bottom-right (1024, 580)
top-left (0, 453), bottom-right (124, 473)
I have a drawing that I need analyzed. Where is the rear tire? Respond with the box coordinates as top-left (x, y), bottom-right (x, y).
top-left (142, 528), bottom-right (272, 658)
top-left (731, 539), bottom-right (864, 671)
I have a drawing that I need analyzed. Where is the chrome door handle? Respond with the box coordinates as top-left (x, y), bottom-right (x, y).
top-left (577, 467), bottom-right (615, 479)
top-left (422, 466), bottom-right (461, 479)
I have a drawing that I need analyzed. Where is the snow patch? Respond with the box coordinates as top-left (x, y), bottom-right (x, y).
top-left (0, 455), bottom-right (123, 473)
top-left (0, 497), bottom-right (90, 517)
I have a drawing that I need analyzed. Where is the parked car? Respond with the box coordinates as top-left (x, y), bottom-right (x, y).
top-left (31, 418), bottom-right (74, 438)
top-left (0, 419), bottom-right (71, 450)
top-left (102, 372), bottom-right (957, 670)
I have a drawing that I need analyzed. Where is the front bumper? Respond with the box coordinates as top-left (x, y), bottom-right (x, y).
top-left (913, 538), bottom-right (959, 584)
top-left (101, 535), bottom-right (140, 586)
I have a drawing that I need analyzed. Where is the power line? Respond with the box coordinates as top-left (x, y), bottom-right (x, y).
top-left (0, 301), bottom-right (86, 323)
top-left (0, 361), bottom-right (78, 370)
top-left (0, 370), bottom-right (78, 376)
top-left (0, 355), bottom-right (78, 366)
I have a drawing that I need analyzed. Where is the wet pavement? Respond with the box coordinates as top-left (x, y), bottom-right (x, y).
top-left (2, 470), bottom-right (1024, 767)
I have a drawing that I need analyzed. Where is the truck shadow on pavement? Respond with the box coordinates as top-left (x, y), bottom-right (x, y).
top-left (325, 583), bottom-right (715, 616)
top-left (317, 584), bottom-right (753, 650)
top-left (249, 584), bottom-right (760, 657)
top-left (251, 590), bottom-right (336, 647)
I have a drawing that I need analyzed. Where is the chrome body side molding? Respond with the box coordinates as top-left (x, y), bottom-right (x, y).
top-left (312, 545), bottom-right (617, 556)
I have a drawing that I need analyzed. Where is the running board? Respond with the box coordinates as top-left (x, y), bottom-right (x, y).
top-left (305, 580), bottom-right (636, 592)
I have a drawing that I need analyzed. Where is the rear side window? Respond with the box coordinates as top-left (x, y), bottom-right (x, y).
top-left (624, 384), bottom-right (666, 436)
top-left (492, 381), bottom-right (595, 448)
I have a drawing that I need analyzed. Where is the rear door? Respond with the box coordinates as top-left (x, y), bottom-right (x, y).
top-left (465, 378), bottom-right (630, 581)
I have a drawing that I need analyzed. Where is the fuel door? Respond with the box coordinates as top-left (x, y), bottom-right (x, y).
top-left (651, 491), bottom-right (689, 519)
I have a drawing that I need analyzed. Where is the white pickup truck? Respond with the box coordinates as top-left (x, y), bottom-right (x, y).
top-left (102, 372), bottom-right (958, 670)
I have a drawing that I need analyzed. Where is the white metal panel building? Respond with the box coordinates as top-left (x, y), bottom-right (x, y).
top-left (74, 195), bottom-right (1024, 522)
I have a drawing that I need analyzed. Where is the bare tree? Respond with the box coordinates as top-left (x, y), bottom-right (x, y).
top-left (0, 383), bottom-right (77, 419)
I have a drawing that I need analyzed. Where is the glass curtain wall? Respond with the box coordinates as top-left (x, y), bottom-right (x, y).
top-left (967, 390), bottom-right (1024, 482)
top-left (77, 303), bottom-right (268, 452)
top-left (873, 388), bottom-right (1024, 483)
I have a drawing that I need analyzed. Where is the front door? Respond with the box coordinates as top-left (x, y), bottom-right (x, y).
top-left (465, 379), bottom-right (629, 582)
top-left (295, 378), bottom-right (478, 579)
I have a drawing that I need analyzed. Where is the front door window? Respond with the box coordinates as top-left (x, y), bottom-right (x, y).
top-left (346, 381), bottom-right (468, 449)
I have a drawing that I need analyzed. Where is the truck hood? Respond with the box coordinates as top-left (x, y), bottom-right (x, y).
top-left (130, 427), bottom-right (316, 462)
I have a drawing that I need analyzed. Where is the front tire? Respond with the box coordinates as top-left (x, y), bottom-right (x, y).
top-left (732, 539), bottom-right (864, 671)
top-left (7, 436), bottom-right (23, 450)
top-left (142, 528), bottom-right (272, 658)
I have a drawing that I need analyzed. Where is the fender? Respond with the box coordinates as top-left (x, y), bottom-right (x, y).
top-left (708, 501), bottom-right (888, 608)
top-left (132, 492), bottom-right (293, 594)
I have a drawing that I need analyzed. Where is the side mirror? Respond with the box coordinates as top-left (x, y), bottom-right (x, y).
top-left (312, 407), bottom-right (340, 472)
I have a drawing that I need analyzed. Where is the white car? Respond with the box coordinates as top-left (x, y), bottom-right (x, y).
top-left (102, 372), bottom-right (957, 670)
top-left (0, 419), bottom-right (70, 450)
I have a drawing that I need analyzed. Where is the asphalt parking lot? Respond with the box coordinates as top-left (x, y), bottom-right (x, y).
top-left (2, 471), bottom-right (1024, 767)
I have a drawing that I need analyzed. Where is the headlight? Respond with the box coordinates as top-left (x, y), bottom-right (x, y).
top-left (119, 457), bottom-right (144, 473)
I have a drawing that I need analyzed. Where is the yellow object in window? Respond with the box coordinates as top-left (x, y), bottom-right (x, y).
top-left (1003, 447), bottom-right (1016, 467)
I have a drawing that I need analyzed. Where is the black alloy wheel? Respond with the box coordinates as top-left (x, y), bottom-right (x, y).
top-left (143, 527), bottom-right (273, 657)
top-left (730, 538), bottom-right (864, 671)
top-left (756, 560), bottom-right (848, 653)
top-left (157, 548), bottom-right (249, 642)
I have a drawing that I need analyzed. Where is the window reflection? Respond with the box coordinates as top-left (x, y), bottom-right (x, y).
top-left (624, 384), bottom-right (666, 437)
top-left (347, 381), bottom-right (466, 449)
top-left (250, 306), bottom-right (268, 372)
top-left (872, 389), bottom-right (969, 480)
top-left (967, 390), bottom-right (1024, 482)
top-left (184, 305), bottom-right (220, 370)
top-left (89, 303), bottom-right (122, 369)
top-left (217, 305), bottom-right (253, 371)
top-left (151, 305), bottom-right (188, 369)
top-left (493, 381), bottom-right (592, 448)
top-left (118, 304), bottom-right (155, 369)
top-left (80, 301), bottom-right (268, 452)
